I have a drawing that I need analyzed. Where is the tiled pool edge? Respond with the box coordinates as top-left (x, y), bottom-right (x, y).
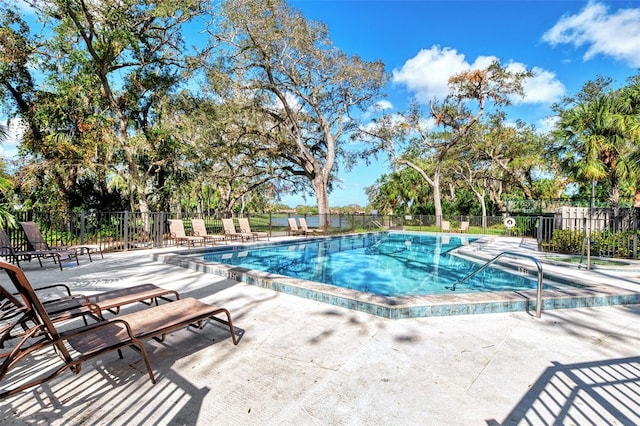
top-left (154, 251), bottom-right (640, 319)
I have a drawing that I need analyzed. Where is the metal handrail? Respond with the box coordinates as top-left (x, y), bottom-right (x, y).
top-left (448, 251), bottom-right (544, 318)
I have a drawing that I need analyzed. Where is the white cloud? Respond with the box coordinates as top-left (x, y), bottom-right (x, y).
top-left (360, 112), bottom-right (407, 133)
top-left (538, 115), bottom-right (560, 134)
top-left (542, 1), bottom-right (640, 67)
top-left (506, 63), bottom-right (566, 104)
top-left (393, 46), bottom-right (564, 106)
top-left (1, 118), bottom-right (24, 159)
top-left (374, 100), bottom-right (393, 111)
top-left (362, 100), bottom-right (394, 120)
top-left (14, 0), bottom-right (37, 15)
top-left (268, 91), bottom-right (302, 114)
top-left (392, 46), bottom-right (475, 102)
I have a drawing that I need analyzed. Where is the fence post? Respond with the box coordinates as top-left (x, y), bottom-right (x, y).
top-left (123, 211), bottom-right (129, 251)
top-left (158, 211), bottom-right (167, 248)
top-left (80, 210), bottom-right (86, 244)
top-left (634, 209), bottom-right (638, 259)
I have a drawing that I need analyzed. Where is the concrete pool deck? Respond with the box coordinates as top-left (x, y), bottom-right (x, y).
top-left (1, 236), bottom-right (639, 425)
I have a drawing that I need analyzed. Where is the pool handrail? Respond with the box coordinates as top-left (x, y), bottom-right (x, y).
top-left (449, 251), bottom-right (544, 318)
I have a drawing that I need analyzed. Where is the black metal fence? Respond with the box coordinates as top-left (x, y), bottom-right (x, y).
top-left (3, 209), bottom-right (638, 259)
top-left (6, 211), bottom-right (170, 253)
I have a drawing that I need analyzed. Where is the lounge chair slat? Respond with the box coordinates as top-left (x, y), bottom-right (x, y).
top-left (18, 222), bottom-right (103, 268)
top-left (168, 219), bottom-right (205, 248)
top-left (191, 219), bottom-right (226, 245)
top-left (237, 218), bottom-right (269, 241)
top-left (40, 283), bottom-right (179, 321)
top-left (222, 219), bottom-right (254, 241)
top-left (66, 321), bottom-right (131, 354)
top-left (116, 298), bottom-right (237, 343)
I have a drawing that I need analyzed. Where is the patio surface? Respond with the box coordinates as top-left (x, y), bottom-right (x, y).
top-left (1, 236), bottom-right (639, 425)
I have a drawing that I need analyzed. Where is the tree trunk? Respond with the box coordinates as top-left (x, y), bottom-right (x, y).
top-left (609, 176), bottom-right (620, 213)
top-left (432, 165), bottom-right (443, 227)
top-left (609, 174), bottom-right (620, 231)
top-left (398, 158), bottom-right (441, 226)
top-left (126, 154), bottom-right (150, 214)
top-left (240, 194), bottom-right (246, 217)
top-left (471, 187), bottom-right (488, 230)
top-left (313, 174), bottom-right (331, 229)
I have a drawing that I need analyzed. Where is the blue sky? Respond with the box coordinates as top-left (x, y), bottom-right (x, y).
top-left (4, 0), bottom-right (640, 208)
top-left (282, 0), bottom-right (640, 207)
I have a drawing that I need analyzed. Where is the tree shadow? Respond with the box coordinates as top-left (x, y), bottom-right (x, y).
top-left (0, 320), bottom-right (243, 425)
top-left (487, 356), bottom-right (640, 425)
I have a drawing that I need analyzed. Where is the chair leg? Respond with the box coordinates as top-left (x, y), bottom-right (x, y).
top-left (134, 343), bottom-right (155, 384)
top-left (211, 309), bottom-right (238, 345)
top-left (51, 254), bottom-right (64, 271)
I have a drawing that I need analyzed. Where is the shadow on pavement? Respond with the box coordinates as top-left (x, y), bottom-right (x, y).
top-left (488, 356), bottom-right (640, 425)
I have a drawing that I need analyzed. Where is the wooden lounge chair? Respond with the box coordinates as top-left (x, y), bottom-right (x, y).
top-left (459, 221), bottom-right (469, 233)
top-left (19, 221), bottom-right (103, 265)
top-left (168, 219), bottom-right (204, 248)
top-left (441, 220), bottom-right (451, 232)
top-left (0, 230), bottom-right (27, 267)
top-left (287, 218), bottom-right (306, 236)
top-left (191, 219), bottom-right (226, 245)
top-left (238, 218), bottom-right (269, 241)
top-left (221, 219), bottom-right (254, 241)
top-left (0, 284), bottom-right (31, 351)
top-left (0, 261), bottom-right (239, 399)
top-left (298, 218), bottom-right (322, 236)
top-left (36, 282), bottom-right (180, 321)
top-left (1, 228), bottom-right (78, 271)
top-left (0, 282), bottom-right (180, 350)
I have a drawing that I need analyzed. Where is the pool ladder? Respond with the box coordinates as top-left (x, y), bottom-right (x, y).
top-left (449, 251), bottom-right (544, 318)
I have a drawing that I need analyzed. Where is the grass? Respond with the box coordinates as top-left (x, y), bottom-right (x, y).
top-left (402, 225), bottom-right (507, 235)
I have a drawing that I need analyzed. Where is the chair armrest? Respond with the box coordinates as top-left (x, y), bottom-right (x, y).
top-left (33, 284), bottom-right (73, 297)
top-left (59, 318), bottom-right (137, 342)
top-left (42, 294), bottom-right (90, 305)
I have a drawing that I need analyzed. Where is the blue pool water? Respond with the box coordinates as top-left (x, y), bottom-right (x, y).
top-left (202, 233), bottom-right (543, 296)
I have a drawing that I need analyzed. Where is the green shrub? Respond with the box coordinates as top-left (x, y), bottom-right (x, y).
top-left (550, 229), bottom-right (583, 254)
top-left (590, 230), bottom-right (633, 258)
top-left (551, 229), bottom-right (635, 259)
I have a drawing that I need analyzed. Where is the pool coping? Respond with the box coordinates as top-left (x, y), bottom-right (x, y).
top-left (153, 234), bottom-right (640, 319)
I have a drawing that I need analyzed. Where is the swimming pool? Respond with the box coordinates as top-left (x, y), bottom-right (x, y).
top-left (156, 232), bottom-right (640, 318)
top-left (202, 233), bottom-right (541, 296)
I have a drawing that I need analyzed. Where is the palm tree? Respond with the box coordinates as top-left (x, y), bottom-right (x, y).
top-left (554, 88), bottom-right (637, 216)
top-left (616, 77), bottom-right (640, 205)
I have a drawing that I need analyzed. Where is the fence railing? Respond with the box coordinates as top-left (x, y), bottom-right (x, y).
top-left (3, 210), bottom-right (638, 259)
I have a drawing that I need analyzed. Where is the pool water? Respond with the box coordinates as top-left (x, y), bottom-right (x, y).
top-left (202, 233), bottom-right (542, 296)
